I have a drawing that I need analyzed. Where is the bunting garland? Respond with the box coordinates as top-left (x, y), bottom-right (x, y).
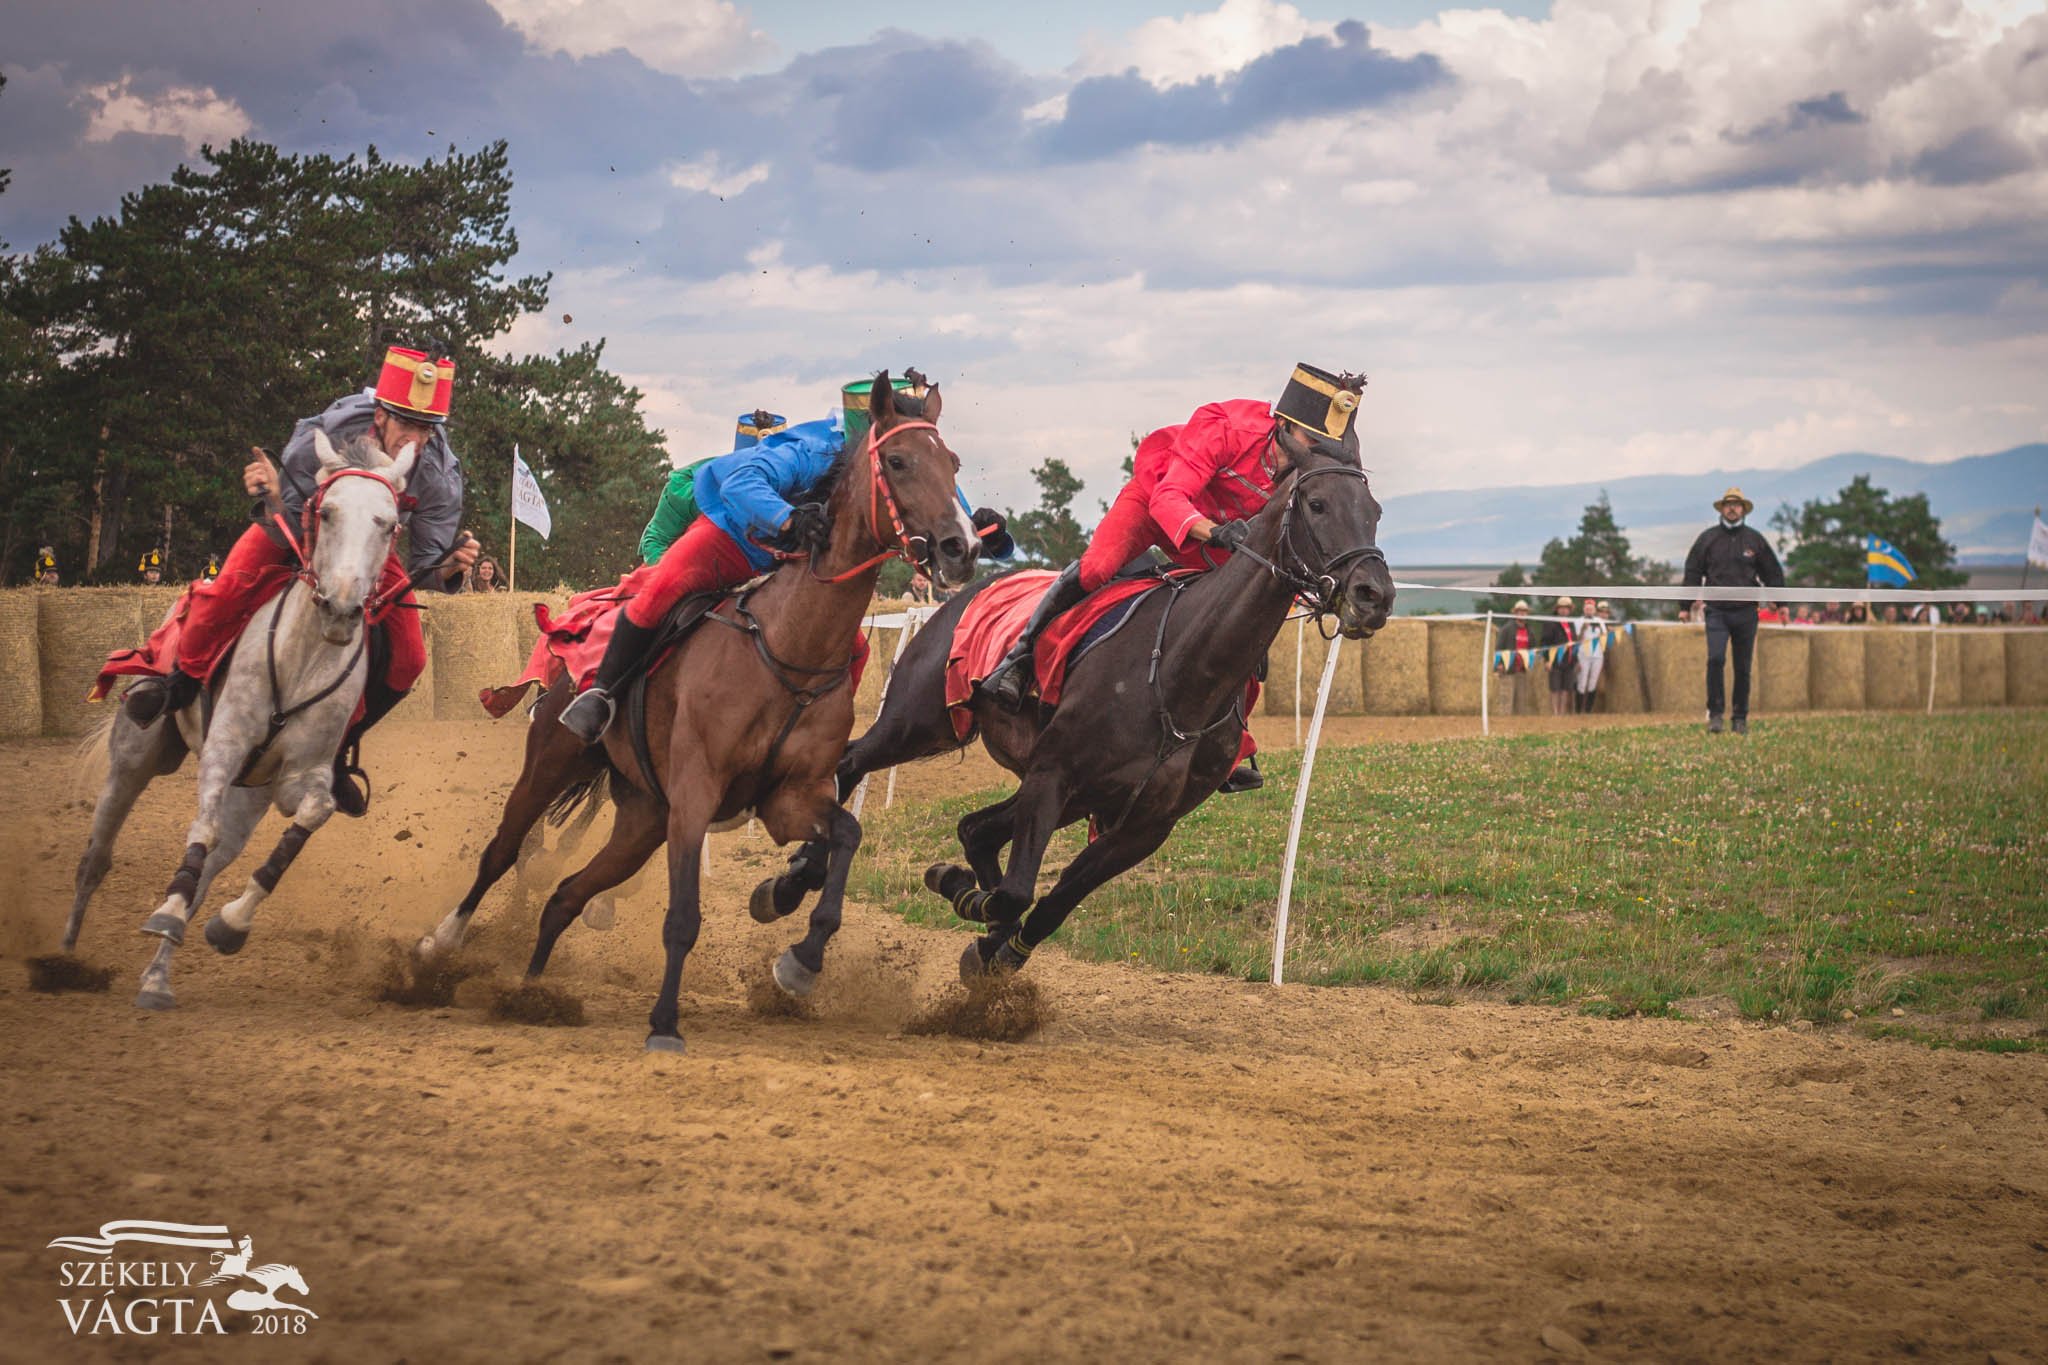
top-left (1493, 622), bottom-right (1632, 672)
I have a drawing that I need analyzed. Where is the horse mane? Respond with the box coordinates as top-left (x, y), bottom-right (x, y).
top-left (331, 433), bottom-right (398, 471)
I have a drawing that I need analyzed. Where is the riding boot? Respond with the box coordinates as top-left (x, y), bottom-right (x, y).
top-left (331, 677), bottom-right (409, 818)
top-left (561, 614), bottom-right (663, 744)
top-left (981, 561), bottom-right (1088, 711)
top-left (123, 667), bottom-right (201, 727)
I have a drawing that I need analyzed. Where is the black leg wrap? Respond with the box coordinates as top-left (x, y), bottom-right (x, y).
top-left (953, 885), bottom-right (995, 923)
top-left (165, 841), bottom-right (208, 902)
top-left (252, 823), bottom-right (314, 895)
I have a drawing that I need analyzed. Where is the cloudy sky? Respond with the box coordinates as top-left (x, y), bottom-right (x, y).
top-left (4, 0), bottom-right (2045, 516)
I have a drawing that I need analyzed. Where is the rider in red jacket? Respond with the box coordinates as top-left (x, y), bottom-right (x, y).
top-left (981, 363), bottom-right (1366, 787)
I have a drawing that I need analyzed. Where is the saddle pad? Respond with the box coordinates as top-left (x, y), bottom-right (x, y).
top-left (943, 570), bottom-right (1178, 740)
top-left (480, 581), bottom-right (871, 719)
top-left (89, 567), bottom-right (296, 702)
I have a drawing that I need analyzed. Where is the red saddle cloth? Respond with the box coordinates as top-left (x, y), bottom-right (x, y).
top-left (943, 570), bottom-right (1170, 740)
top-left (89, 568), bottom-right (298, 702)
top-left (479, 583), bottom-right (871, 719)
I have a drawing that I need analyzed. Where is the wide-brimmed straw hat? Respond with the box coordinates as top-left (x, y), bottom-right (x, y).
top-left (1511, 600), bottom-right (1530, 611)
top-left (1714, 486), bottom-right (1754, 515)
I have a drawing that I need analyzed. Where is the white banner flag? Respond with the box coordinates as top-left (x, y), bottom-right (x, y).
top-left (511, 445), bottom-right (551, 540)
top-left (2029, 514), bottom-right (2048, 571)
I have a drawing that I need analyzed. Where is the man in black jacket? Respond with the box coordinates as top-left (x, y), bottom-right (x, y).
top-left (1683, 487), bottom-right (1785, 734)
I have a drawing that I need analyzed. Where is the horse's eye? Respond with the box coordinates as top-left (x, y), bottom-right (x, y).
top-left (320, 508), bottom-right (333, 521)
top-left (888, 455), bottom-right (908, 472)
top-left (1308, 498), bottom-right (1327, 514)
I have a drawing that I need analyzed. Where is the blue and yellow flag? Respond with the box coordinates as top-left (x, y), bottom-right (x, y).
top-left (1864, 535), bottom-right (1916, 586)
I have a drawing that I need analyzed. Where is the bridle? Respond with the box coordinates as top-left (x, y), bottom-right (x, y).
top-left (786, 419), bottom-right (943, 584)
top-left (1220, 454), bottom-right (1386, 626)
top-left (268, 466), bottom-right (411, 624)
top-left (236, 465), bottom-right (406, 787)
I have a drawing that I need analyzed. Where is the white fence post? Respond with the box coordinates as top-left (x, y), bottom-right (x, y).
top-left (1293, 616), bottom-right (1305, 748)
top-left (1271, 635), bottom-right (1344, 986)
top-left (851, 610), bottom-right (924, 820)
top-left (1480, 610), bottom-right (1493, 737)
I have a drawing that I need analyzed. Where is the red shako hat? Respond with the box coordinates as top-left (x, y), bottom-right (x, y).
top-left (373, 346), bottom-right (455, 425)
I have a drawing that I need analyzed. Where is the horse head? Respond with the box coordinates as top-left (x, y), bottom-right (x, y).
top-left (1273, 428), bottom-right (1395, 639)
top-left (858, 369), bottom-right (979, 589)
top-left (306, 429), bottom-right (417, 645)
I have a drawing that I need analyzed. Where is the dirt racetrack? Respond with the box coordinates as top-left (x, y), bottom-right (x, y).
top-left (3, 714), bottom-right (2044, 1362)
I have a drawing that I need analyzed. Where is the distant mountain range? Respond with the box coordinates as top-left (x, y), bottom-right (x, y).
top-left (1381, 443), bottom-right (2048, 568)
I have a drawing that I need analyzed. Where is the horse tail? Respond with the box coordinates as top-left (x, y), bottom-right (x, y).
top-left (71, 712), bottom-right (119, 802)
top-left (544, 766), bottom-right (609, 829)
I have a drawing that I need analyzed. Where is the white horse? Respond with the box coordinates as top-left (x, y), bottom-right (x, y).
top-left (63, 430), bottom-right (417, 1010)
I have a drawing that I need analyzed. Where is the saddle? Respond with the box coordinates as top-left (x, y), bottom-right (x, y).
top-left (944, 567), bottom-right (1191, 741)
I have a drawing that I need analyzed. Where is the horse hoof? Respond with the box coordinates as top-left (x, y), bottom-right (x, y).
top-left (202, 915), bottom-right (248, 956)
top-left (644, 1033), bottom-right (687, 1055)
top-left (924, 863), bottom-right (952, 895)
top-left (583, 897), bottom-right (616, 931)
top-left (749, 877), bottom-right (782, 925)
top-left (773, 949), bottom-right (818, 998)
top-left (958, 941), bottom-right (991, 983)
top-left (139, 912), bottom-right (185, 945)
top-left (134, 988), bottom-right (176, 1011)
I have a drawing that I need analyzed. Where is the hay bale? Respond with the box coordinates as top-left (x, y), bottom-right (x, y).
top-left (389, 608), bottom-right (437, 722)
top-left (1862, 629), bottom-right (1920, 709)
top-left (37, 589), bottom-right (148, 737)
top-left (2005, 630), bottom-right (2048, 706)
top-left (1925, 630), bottom-right (1961, 709)
top-left (1958, 631), bottom-right (2007, 707)
top-left (0, 590), bottom-right (44, 739)
top-left (1807, 630), bottom-right (1865, 709)
top-left (1427, 620), bottom-right (1487, 715)
top-left (1635, 623), bottom-right (1705, 713)
top-left (1359, 618), bottom-right (1430, 715)
top-left (1596, 626), bottom-right (1646, 714)
top-left (857, 623), bottom-right (905, 717)
top-left (428, 594), bottom-right (522, 720)
top-left (1753, 629), bottom-right (1810, 714)
top-left (1292, 627), bottom-right (1363, 715)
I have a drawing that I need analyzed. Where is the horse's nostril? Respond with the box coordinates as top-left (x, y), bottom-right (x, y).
top-left (939, 536), bottom-right (970, 561)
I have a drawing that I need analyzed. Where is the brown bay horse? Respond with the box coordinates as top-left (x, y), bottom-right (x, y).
top-left (421, 374), bottom-right (979, 1051)
top-left (759, 439), bottom-right (1394, 979)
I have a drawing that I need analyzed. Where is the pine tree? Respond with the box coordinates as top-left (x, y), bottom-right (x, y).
top-left (1767, 474), bottom-right (1964, 589)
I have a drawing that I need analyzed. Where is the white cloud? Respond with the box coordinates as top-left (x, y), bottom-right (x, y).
top-left (1075, 0), bottom-right (1332, 86)
top-left (665, 154), bottom-right (772, 198)
top-left (486, 0), bottom-right (769, 77)
top-left (81, 77), bottom-right (251, 150)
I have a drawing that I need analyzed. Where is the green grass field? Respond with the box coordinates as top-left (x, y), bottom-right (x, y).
top-left (852, 712), bottom-right (2048, 1047)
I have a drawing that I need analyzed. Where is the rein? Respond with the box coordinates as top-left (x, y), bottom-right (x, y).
top-left (1223, 463), bottom-right (1385, 630)
top-left (232, 584), bottom-right (370, 787)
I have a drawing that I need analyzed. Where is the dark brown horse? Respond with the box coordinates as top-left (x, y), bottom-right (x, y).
top-left (756, 439), bottom-right (1393, 978)
top-left (420, 374), bottom-right (978, 1051)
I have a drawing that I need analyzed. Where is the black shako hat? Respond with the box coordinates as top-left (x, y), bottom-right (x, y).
top-left (1274, 363), bottom-right (1366, 446)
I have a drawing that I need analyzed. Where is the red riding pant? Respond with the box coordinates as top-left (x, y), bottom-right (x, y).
top-left (1080, 483), bottom-right (1220, 591)
top-left (622, 516), bottom-right (758, 629)
top-left (175, 524), bottom-right (425, 691)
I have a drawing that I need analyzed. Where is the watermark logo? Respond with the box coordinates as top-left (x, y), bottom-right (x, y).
top-left (47, 1219), bottom-right (315, 1336)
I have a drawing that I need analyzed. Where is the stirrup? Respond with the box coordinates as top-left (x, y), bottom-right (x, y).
top-left (1218, 760), bottom-right (1263, 794)
top-left (332, 763), bottom-right (370, 818)
top-left (560, 688), bottom-right (616, 744)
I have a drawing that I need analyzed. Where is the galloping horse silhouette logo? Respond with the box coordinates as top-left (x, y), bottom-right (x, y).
top-left (198, 1235), bottom-right (318, 1317)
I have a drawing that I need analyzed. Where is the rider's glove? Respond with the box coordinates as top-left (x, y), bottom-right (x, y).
top-left (1208, 519), bottom-right (1252, 551)
top-left (772, 502), bottom-right (829, 553)
top-left (971, 507), bottom-right (1015, 559)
